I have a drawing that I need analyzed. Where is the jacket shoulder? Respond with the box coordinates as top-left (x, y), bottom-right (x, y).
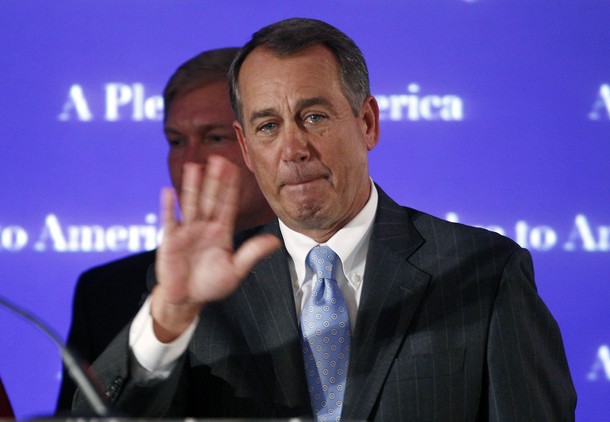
top-left (77, 250), bottom-right (156, 288)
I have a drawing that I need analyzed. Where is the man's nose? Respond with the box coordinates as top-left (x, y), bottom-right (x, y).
top-left (184, 142), bottom-right (207, 165)
top-left (280, 125), bottom-right (310, 163)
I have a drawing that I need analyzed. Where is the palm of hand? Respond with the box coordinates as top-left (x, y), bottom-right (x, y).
top-left (150, 157), bottom-right (279, 340)
top-left (157, 218), bottom-right (243, 306)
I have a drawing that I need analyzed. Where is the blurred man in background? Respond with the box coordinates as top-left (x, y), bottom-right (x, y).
top-left (55, 47), bottom-right (274, 412)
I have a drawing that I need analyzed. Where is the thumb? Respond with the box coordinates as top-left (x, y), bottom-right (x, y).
top-left (233, 234), bottom-right (281, 279)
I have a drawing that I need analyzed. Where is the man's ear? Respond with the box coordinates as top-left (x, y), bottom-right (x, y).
top-left (233, 120), bottom-right (254, 171)
top-left (360, 95), bottom-right (380, 151)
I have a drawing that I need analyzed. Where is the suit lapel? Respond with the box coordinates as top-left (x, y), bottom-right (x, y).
top-left (232, 222), bottom-right (311, 415)
top-left (228, 188), bottom-right (432, 418)
top-left (343, 187), bottom-right (431, 420)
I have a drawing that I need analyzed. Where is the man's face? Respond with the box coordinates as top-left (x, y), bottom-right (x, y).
top-left (234, 45), bottom-right (379, 241)
top-left (164, 79), bottom-right (272, 231)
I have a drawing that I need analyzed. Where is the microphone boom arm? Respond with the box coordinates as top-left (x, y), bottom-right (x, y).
top-left (0, 295), bottom-right (111, 416)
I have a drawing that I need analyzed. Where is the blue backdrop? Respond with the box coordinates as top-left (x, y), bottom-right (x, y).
top-left (0, 2), bottom-right (608, 420)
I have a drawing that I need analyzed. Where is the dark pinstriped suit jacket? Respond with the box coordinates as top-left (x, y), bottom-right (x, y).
top-left (74, 186), bottom-right (576, 420)
top-left (56, 250), bottom-right (155, 413)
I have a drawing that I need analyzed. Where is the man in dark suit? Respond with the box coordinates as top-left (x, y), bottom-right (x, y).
top-left (74, 18), bottom-right (576, 420)
top-left (56, 48), bottom-right (274, 412)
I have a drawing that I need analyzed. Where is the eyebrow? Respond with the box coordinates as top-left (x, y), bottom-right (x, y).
top-left (248, 96), bottom-right (334, 125)
top-left (248, 108), bottom-right (276, 125)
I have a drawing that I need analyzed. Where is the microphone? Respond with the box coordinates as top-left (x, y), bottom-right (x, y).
top-left (0, 294), bottom-right (112, 417)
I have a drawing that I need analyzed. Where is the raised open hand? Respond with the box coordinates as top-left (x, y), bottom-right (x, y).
top-left (151, 156), bottom-right (280, 341)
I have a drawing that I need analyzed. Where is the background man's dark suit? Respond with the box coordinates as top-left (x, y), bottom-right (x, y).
top-left (56, 250), bottom-right (155, 411)
top-left (74, 187), bottom-right (576, 420)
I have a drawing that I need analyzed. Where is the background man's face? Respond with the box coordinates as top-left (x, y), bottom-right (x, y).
top-left (164, 79), bottom-right (271, 230)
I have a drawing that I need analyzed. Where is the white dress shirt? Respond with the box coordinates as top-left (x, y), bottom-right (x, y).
top-left (130, 181), bottom-right (378, 375)
top-left (280, 181), bottom-right (377, 330)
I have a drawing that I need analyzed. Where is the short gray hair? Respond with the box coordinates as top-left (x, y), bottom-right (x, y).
top-left (228, 18), bottom-right (370, 125)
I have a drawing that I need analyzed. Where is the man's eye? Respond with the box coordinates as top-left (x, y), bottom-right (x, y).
top-left (205, 131), bottom-right (237, 144)
top-left (207, 135), bottom-right (226, 143)
top-left (258, 122), bottom-right (278, 134)
top-left (167, 139), bottom-right (182, 147)
top-left (305, 114), bottom-right (325, 124)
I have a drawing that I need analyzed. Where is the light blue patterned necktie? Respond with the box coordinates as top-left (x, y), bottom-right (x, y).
top-left (301, 245), bottom-right (351, 421)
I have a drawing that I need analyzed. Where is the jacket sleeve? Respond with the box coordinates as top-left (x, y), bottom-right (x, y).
top-left (56, 272), bottom-right (95, 414)
top-left (486, 248), bottom-right (576, 421)
top-left (72, 324), bottom-right (190, 417)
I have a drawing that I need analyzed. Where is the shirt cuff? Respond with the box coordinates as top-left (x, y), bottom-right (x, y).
top-left (129, 296), bottom-right (198, 377)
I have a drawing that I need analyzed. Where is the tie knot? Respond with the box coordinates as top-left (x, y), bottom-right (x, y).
top-left (306, 245), bottom-right (338, 280)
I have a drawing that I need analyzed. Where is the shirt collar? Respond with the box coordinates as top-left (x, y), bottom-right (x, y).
top-left (280, 180), bottom-right (378, 289)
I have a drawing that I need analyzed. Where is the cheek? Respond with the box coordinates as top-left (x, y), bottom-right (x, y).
top-left (251, 160), bottom-right (275, 189)
top-left (331, 146), bottom-right (367, 185)
top-left (220, 143), bottom-right (249, 167)
top-left (244, 147), bottom-right (274, 179)
top-left (167, 154), bottom-right (183, 187)
top-left (167, 152), bottom-right (179, 172)
top-left (240, 171), bottom-right (262, 198)
top-left (338, 133), bottom-right (369, 165)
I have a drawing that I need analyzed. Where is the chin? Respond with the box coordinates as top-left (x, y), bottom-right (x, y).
top-left (284, 203), bottom-right (328, 227)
